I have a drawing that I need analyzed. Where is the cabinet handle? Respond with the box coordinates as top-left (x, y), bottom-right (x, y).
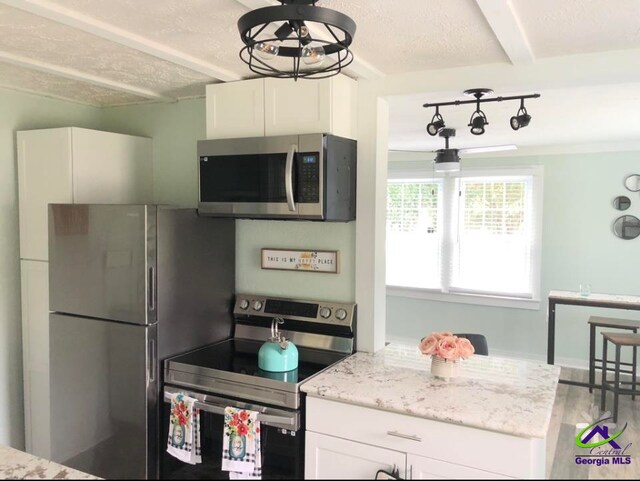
top-left (386, 430), bottom-right (422, 442)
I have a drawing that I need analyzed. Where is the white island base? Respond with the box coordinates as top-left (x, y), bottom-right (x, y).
top-left (305, 397), bottom-right (546, 479)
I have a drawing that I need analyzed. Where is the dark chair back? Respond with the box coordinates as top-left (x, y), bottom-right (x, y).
top-left (455, 333), bottom-right (489, 356)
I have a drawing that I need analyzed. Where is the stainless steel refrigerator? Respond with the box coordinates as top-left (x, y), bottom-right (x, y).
top-left (48, 204), bottom-right (235, 479)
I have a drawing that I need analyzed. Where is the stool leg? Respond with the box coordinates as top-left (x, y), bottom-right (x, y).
top-left (601, 338), bottom-right (608, 412)
top-left (633, 344), bottom-right (637, 401)
top-left (589, 324), bottom-right (596, 393)
top-left (614, 346), bottom-right (621, 423)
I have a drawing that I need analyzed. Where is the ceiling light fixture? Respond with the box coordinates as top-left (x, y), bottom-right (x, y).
top-left (433, 128), bottom-right (461, 173)
top-left (423, 88), bottom-right (540, 136)
top-left (238, 0), bottom-right (356, 81)
top-left (426, 107), bottom-right (446, 136)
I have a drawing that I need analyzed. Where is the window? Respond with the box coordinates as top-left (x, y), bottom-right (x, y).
top-left (386, 166), bottom-right (543, 308)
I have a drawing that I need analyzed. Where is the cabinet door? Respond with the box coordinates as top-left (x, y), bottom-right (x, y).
top-left (20, 260), bottom-right (51, 459)
top-left (305, 432), bottom-right (406, 480)
top-left (265, 78), bottom-right (332, 135)
top-left (17, 129), bottom-right (73, 261)
top-left (407, 454), bottom-right (512, 480)
top-left (206, 79), bottom-right (265, 139)
top-left (72, 128), bottom-right (153, 204)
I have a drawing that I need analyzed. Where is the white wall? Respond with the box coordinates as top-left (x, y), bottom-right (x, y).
top-left (0, 88), bottom-right (102, 448)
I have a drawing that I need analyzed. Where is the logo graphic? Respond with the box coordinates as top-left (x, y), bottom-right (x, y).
top-left (576, 418), bottom-right (627, 449)
top-left (574, 412), bottom-right (633, 467)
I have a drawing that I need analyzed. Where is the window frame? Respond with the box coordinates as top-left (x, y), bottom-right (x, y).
top-left (386, 164), bottom-right (544, 311)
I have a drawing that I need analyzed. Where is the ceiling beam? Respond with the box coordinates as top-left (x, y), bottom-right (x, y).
top-left (0, 0), bottom-right (241, 82)
top-left (234, 0), bottom-right (384, 80)
top-left (0, 51), bottom-right (173, 101)
top-left (475, 0), bottom-right (534, 65)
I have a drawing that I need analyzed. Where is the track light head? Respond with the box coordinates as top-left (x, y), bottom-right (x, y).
top-left (426, 108), bottom-right (446, 136)
top-left (469, 110), bottom-right (488, 136)
top-left (510, 103), bottom-right (531, 131)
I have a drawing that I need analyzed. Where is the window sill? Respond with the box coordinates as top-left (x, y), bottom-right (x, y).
top-left (386, 286), bottom-right (541, 311)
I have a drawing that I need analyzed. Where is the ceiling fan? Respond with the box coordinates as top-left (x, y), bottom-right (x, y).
top-left (430, 128), bottom-right (517, 172)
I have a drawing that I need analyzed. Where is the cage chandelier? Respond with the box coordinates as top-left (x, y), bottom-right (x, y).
top-left (424, 88), bottom-right (541, 136)
top-left (238, 0), bottom-right (356, 80)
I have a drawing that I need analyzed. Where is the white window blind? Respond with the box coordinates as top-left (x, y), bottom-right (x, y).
top-left (449, 176), bottom-right (535, 298)
top-left (386, 180), bottom-right (442, 289)
top-left (386, 167), bottom-right (543, 305)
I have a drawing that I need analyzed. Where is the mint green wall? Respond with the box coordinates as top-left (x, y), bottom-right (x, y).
top-left (101, 99), bottom-right (357, 304)
top-left (0, 88), bottom-right (102, 448)
top-left (387, 152), bottom-right (640, 366)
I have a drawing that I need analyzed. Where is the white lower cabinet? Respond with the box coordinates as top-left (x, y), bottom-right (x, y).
top-left (305, 397), bottom-right (546, 479)
top-left (305, 432), bottom-right (406, 480)
top-left (407, 454), bottom-right (511, 480)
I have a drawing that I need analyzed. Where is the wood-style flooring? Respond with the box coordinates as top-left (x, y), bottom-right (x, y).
top-left (547, 368), bottom-right (640, 479)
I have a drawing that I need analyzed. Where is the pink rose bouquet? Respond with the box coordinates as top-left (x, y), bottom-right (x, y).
top-left (419, 332), bottom-right (475, 362)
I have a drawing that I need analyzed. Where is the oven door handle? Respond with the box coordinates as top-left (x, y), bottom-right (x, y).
top-left (285, 144), bottom-right (297, 212)
top-left (163, 390), bottom-right (296, 428)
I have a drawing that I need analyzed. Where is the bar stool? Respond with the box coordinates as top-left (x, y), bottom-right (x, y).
top-left (588, 316), bottom-right (640, 392)
top-left (600, 332), bottom-right (640, 423)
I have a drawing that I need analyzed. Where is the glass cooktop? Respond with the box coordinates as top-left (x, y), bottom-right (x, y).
top-left (166, 338), bottom-right (349, 387)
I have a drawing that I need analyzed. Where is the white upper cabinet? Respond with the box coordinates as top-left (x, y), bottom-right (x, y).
top-left (206, 78), bottom-right (265, 139)
top-left (205, 75), bottom-right (357, 140)
top-left (17, 128), bottom-right (153, 261)
top-left (265, 76), bottom-right (357, 138)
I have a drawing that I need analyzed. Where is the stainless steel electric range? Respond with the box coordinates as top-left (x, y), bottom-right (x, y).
top-left (161, 294), bottom-right (356, 479)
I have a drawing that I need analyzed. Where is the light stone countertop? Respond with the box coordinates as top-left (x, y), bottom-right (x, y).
top-left (549, 290), bottom-right (640, 306)
top-left (301, 343), bottom-right (561, 439)
top-left (0, 445), bottom-right (100, 480)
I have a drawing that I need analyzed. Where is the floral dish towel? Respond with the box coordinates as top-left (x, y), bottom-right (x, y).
top-left (222, 407), bottom-right (262, 479)
top-left (166, 392), bottom-right (201, 465)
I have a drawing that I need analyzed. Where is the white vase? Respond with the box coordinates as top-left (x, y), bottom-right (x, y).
top-left (430, 356), bottom-right (459, 379)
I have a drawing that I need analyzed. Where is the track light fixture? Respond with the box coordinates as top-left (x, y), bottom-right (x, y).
top-left (426, 107), bottom-right (446, 136)
top-left (423, 88), bottom-right (540, 136)
top-left (510, 99), bottom-right (532, 131)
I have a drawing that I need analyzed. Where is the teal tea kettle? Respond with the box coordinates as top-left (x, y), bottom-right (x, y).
top-left (258, 318), bottom-right (299, 372)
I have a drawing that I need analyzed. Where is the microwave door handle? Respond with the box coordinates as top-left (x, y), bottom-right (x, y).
top-left (285, 144), bottom-right (297, 212)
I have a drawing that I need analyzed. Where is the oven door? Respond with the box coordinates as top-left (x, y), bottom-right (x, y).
top-left (161, 386), bottom-right (304, 480)
top-left (198, 136), bottom-right (300, 219)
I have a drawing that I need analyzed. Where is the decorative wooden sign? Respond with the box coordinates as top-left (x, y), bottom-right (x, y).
top-left (261, 248), bottom-right (339, 274)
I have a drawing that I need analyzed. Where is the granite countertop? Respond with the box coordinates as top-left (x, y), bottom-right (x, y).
top-left (301, 343), bottom-right (561, 439)
top-left (0, 445), bottom-right (99, 480)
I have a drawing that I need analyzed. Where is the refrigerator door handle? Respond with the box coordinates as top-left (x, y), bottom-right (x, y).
top-left (148, 267), bottom-right (155, 311)
top-left (148, 339), bottom-right (156, 384)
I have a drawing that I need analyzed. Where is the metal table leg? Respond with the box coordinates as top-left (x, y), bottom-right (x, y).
top-left (601, 338), bottom-right (608, 412)
top-left (548, 299), bottom-right (556, 365)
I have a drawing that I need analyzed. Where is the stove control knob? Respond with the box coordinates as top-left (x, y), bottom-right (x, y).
top-left (319, 307), bottom-right (332, 319)
top-left (239, 299), bottom-right (250, 310)
top-left (335, 308), bottom-right (348, 321)
top-left (253, 300), bottom-right (263, 311)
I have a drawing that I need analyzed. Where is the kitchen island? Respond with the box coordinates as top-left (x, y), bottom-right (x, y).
top-left (0, 445), bottom-right (99, 480)
top-left (301, 343), bottom-right (560, 479)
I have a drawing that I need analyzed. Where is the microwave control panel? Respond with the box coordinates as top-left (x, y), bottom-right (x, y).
top-left (297, 152), bottom-right (320, 203)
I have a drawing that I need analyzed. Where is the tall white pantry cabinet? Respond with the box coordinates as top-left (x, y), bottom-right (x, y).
top-left (17, 127), bottom-right (153, 458)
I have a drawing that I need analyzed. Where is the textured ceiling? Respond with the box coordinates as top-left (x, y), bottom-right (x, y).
top-left (322, 0), bottom-right (508, 73)
top-left (0, 0), bottom-right (638, 106)
top-left (512, 0), bottom-right (640, 58)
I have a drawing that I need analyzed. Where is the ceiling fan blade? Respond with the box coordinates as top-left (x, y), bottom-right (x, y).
top-left (459, 145), bottom-right (518, 155)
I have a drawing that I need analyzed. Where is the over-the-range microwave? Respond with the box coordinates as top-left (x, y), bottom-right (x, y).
top-left (197, 133), bottom-right (356, 221)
